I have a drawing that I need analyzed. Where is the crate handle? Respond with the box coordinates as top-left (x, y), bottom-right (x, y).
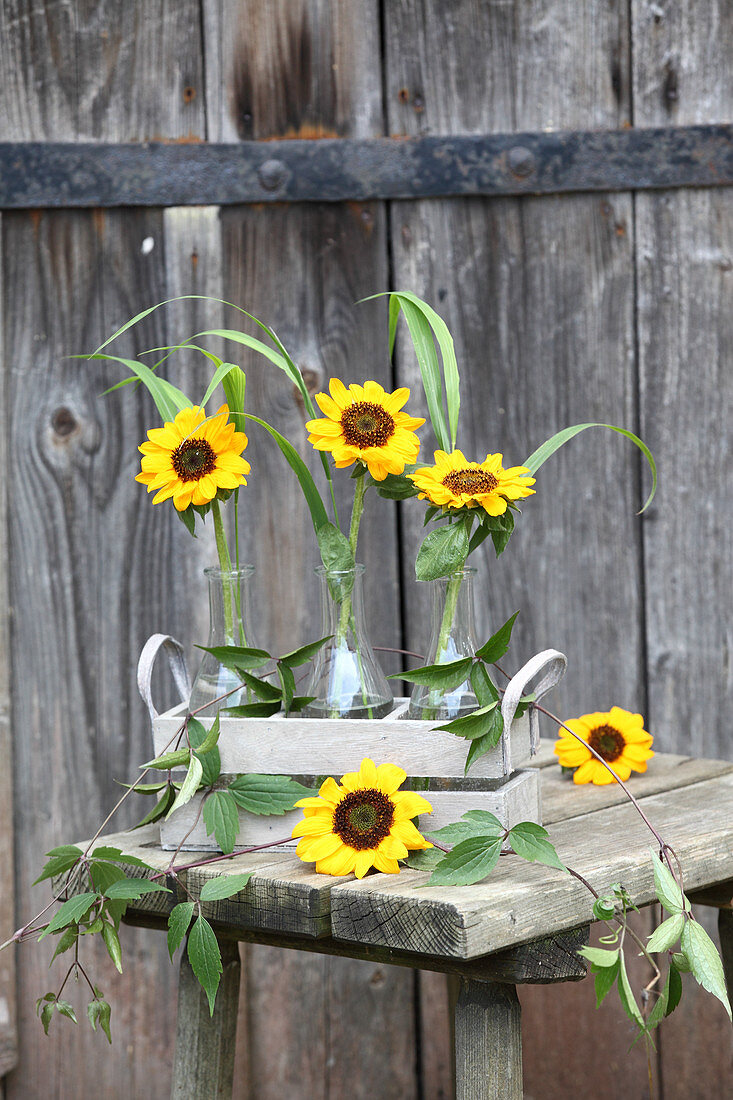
top-left (500, 649), bottom-right (567, 770)
top-left (137, 633), bottom-right (191, 721)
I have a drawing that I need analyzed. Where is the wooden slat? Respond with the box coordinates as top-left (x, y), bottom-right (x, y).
top-left (632, 4), bottom-right (733, 1093)
top-left (329, 771), bottom-right (733, 958)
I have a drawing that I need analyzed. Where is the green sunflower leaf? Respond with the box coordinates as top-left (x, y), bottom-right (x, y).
top-left (187, 916), bottom-right (223, 1016)
top-left (316, 523), bottom-right (355, 578)
top-left (373, 472), bottom-right (420, 500)
top-left (279, 635), bottom-right (333, 668)
top-left (82, 352), bottom-right (190, 422)
top-left (508, 822), bottom-right (566, 871)
top-left (168, 902), bottom-right (196, 959)
top-left (647, 913), bottom-right (685, 954)
top-left (220, 363), bottom-right (247, 426)
top-left (199, 873), bottom-right (254, 901)
top-left (681, 919), bottom-right (732, 1019)
top-left (490, 511), bottom-right (515, 557)
top-left (228, 774), bottom-right (313, 816)
top-left (426, 835), bottom-right (503, 887)
top-left (434, 702), bottom-right (500, 740)
top-left (245, 412), bottom-right (330, 536)
top-left (393, 657), bottom-right (473, 692)
top-left (475, 611), bottom-right (520, 663)
top-left (415, 521), bottom-right (470, 581)
top-left (176, 505), bottom-right (197, 537)
top-left (202, 790), bottom-right (240, 854)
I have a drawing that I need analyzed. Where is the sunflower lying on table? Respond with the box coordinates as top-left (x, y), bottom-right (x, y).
top-left (291, 758), bottom-right (433, 877)
top-left (554, 706), bottom-right (654, 784)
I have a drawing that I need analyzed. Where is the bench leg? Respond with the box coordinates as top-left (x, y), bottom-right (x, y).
top-left (171, 937), bottom-right (241, 1099)
top-left (454, 979), bottom-right (522, 1100)
top-left (719, 910), bottom-right (733, 1018)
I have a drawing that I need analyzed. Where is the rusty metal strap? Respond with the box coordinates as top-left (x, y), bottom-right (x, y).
top-left (0, 125), bottom-right (731, 208)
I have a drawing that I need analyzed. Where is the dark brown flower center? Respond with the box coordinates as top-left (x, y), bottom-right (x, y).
top-left (442, 469), bottom-right (498, 496)
top-left (333, 788), bottom-right (395, 851)
top-left (171, 438), bottom-right (217, 482)
top-left (340, 401), bottom-right (395, 449)
top-left (588, 724), bottom-right (626, 762)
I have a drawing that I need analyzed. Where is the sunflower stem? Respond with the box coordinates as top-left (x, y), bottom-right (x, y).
top-left (330, 467), bottom-right (370, 718)
top-left (211, 497), bottom-right (235, 641)
top-left (422, 562), bottom-right (467, 720)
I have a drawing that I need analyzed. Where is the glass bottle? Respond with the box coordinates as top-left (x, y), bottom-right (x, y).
top-left (188, 565), bottom-right (256, 716)
top-left (407, 568), bottom-right (479, 720)
top-left (303, 564), bottom-right (393, 719)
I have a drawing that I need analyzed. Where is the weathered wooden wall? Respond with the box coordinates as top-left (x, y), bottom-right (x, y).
top-left (0, 1), bottom-right (731, 1097)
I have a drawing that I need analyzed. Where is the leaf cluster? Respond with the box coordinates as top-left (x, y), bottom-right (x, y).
top-left (394, 612), bottom-right (533, 771)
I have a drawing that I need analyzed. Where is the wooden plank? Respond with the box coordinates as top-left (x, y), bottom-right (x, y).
top-left (200, 6), bottom-right (402, 1098)
top-left (455, 980), bottom-right (522, 1100)
top-left (0, 211), bottom-right (17, 1080)
top-left (329, 771), bottom-right (733, 958)
top-left (632, 5), bottom-right (733, 1093)
top-left (171, 937), bottom-right (241, 1100)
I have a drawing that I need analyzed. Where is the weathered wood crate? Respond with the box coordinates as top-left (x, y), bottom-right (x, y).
top-left (141, 635), bottom-right (567, 853)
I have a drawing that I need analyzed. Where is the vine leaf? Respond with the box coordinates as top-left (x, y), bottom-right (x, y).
top-left (187, 916), bottom-right (223, 1015)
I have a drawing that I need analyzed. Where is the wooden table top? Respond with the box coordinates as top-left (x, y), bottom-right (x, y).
top-left (95, 743), bottom-right (733, 965)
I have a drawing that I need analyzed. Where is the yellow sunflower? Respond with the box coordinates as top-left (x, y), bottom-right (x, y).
top-left (292, 757), bottom-right (433, 877)
top-left (408, 449), bottom-right (535, 516)
top-left (306, 378), bottom-right (425, 481)
top-left (135, 404), bottom-right (250, 512)
top-left (554, 706), bottom-right (654, 785)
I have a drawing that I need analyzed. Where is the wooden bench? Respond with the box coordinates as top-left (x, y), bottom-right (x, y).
top-left (91, 743), bottom-right (733, 1098)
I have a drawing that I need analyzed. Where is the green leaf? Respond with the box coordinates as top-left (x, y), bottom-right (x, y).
top-left (89, 861), bottom-right (127, 895)
top-left (166, 754), bottom-right (204, 818)
top-left (279, 635), bottom-right (332, 668)
top-left (436, 703), bottom-right (502, 743)
top-left (33, 846), bottom-right (83, 885)
top-left (593, 958), bottom-right (620, 1008)
top-left (647, 913), bottom-right (685, 954)
top-left (187, 916), bottom-right (223, 1015)
top-left (202, 790), bottom-right (240, 854)
top-left (55, 999), bottom-right (78, 1025)
top-left (289, 695), bottom-right (317, 713)
top-left (87, 998), bottom-right (112, 1043)
top-left (470, 663), bottom-right (500, 707)
top-left (395, 657), bottom-right (473, 692)
top-left (188, 715), bottom-right (221, 757)
top-left (132, 784), bottom-right (176, 828)
top-left (245, 412), bottom-right (329, 535)
top-left (198, 644), bottom-right (271, 672)
top-left (176, 504), bottom-right (197, 537)
top-left (316, 522), bottom-right (355, 576)
top-left (228, 774), bottom-right (313, 816)
top-left (188, 719), bottom-right (221, 787)
top-left (199, 360), bottom-right (239, 409)
top-left (221, 364), bottom-right (247, 426)
top-left (426, 835), bottom-right (503, 887)
top-left (277, 662), bottom-right (296, 713)
top-left (199, 873), bottom-right (254, 901)
top-left (141, 748), bottom-right (192, 771)
top-left (223, 701), bottom-right (282, 718)
top-left (82, 352), bottom-right (190, 422)
top-left (647, 968), bottom-right (671, 1030)
top-left (578, 946), bottom-right (620, 968)
top-left (464, 713), bottom-right (505, 772)
top-left (671, 952), bottom-right (691, 974)
top-left (475, 612), bottom-right (520, 663)
top-left (617, 951), bottom-right (645, 1029)
top-left (508, 822), bottom-right (567, 871)
top-left (103, 879), bottom-right (168, 900)
top-left (490, 511), bottom-right (515, 557)
top-left (50, 925), bottom-right (78, 961)
top-left (524, 422), bottom-right (657, 513)
top-left (89, 847), bottom-right (153, 870)
top-left (39, 893), bottom-right (99, 940)
top-left (592, 896), bottom-right (617, 921)
top-left (101, 923), bottom-right (123, 973)
top-left (39, 1001), bottom-right (55, 1035)
top-left (427, 811), bottom-right (503, 845)
top-left (373, 472), bottom-right (420, 500)
top-left (415, 522), bottom-right (469, 581)
top-left (681, 919), bottom-right (732, 1019)
top-left (650, 850), bottom-right (686, 914)
top-left (666, 964), bottom-right (683, 1014)
top-left (423, 505), bottom-right (441, 525)
top-left (236, 670), bottom-right (284, 702)
top-left (168, 902), bottom-right (196, 959)
top-left (404, 848), bottom-right (444, 871)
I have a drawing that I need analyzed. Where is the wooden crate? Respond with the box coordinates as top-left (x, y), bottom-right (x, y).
top-left (142, 636), bottom-right (567, 852)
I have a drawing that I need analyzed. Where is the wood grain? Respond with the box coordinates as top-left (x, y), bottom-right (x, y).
top-left (454, 980), bottom-right (522, 1100)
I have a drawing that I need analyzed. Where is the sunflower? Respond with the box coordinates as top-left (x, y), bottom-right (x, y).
top-left (135, 404), bottom-right (250, 512)
top-left (408, 449), bottom-right (535, 516)
top-left (554, 706), bottom-right (654, 785)
top-left (306, 378), bottom-right (425, 481)
top-left (292, 758), bottom-right (433, 877)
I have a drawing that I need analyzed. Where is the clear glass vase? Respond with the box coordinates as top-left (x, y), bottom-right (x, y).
top-left (303, 564), bottom-right (393, 719)
top-left (188, 565), bottom-right (257, 717)
top-left (407, 568), bottom-right (479, 720)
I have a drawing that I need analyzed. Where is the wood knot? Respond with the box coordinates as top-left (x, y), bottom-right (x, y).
top-left (183, 86), bottom-right (197, 104)
top-left (51, 407), bottom-right (78, 438)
